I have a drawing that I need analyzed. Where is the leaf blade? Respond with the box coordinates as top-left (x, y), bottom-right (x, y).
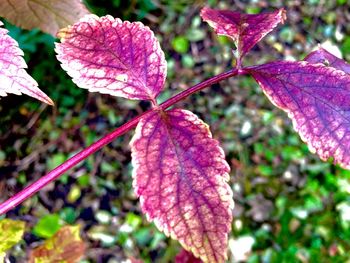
top-left (175, 248), bottom-right (203, 263)
top-left (29, 225), bottom-right (85, 263)
top-left (249, 61), bottom-right (350, 169)
top-left (0, 0), bottom-right (90, 36)
top-left (55, 15), bottom-right (167, 101)
top-left (0, 219), bottom-right (26, 256)
top-left (304, 47), bottom-right (350, 74)
top-left (0, 22), bottom-right (53, 105)
top-left (130, 109), bottom-right (233, 263)
top-left (200, 7), bottom-right (286, 59)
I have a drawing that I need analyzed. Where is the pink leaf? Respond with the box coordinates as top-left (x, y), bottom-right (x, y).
top-left (55, 15), bottom-right (166, 101)
top-left (175, 248), bottom-right (203, 263)
top-left (304, 47), bottom-right (350, 74)
top-left (130, 109), bottom-right (234, 263)
top-left (248, 61), bottom-right (350, 169)
top-left (0, 0), bottom-right (90, 36)
top-left (129, 257), bottom-right (144, 263)
top-left (200, 7), bottom-right (286, 60)
top-left (0, 22), bottom-right (53, 105)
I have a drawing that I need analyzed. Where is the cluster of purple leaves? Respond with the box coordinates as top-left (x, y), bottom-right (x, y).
top-left (53, 7), bottom-right (350, 262)
top-left (201, 7), bottom-right (350, 170)
top-left (56, 14), bottom-right (233, 262)
top-left (2, 4), bottom-right (350, 263)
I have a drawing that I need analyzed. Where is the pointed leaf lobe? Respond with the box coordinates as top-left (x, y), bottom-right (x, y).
top-left (130, 109), bottom-right (233, 263)
top-left (0, 22), bottom-right (53, 105)
top-left (304, 47), bottom-right (350, 74)
top-left (200, 7), bottom-right (286, 59)
top-left (249, 61), bottom-right (350, 169)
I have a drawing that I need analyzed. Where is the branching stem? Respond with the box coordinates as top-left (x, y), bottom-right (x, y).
top-left (0, 67), bottom-right (240, 215)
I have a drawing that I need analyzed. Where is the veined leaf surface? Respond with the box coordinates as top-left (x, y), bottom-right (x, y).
top-left (249, 61), bottom-right (350, 169)
top-left (0, 22), bottom-right (53, 105)
top-left (0, 0), bottom-right (90, 36)
top-left (304, 47), bottom-right (350, 74)
top-left (130, 109), bottom-right (233, 263)
top-left (56, 15), bottom-right (167, 101)
top-left (200, 7), bottom-right (286, 60)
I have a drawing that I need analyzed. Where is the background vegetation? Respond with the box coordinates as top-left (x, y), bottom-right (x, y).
top-left (1, 0), bottom-right (350, 262)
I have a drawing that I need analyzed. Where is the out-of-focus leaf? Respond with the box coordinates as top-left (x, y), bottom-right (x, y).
top-left (129, 257), bottom-right (144, 263)
top-left (200, 7), bottom-right (286, 60)
top-left (175, 248), bottom-right (203, 263)
top-left (304, 47), bottom-right (350, 74)
top-left (0, 0), bottom-right (90, 36)
top-left (0, 21), bottom-right (53, 105)
top-left (60, 207), bottom-right (77, 224)
top-left (172, 36), bottom-right (190, 54)
top-left (67, 185), bottom-right (81, 203)
top-left (249, 61), bottom-right (350, 169)
top-left (87, 225), bottom-right (116, 246)
top-left (56, 15), bottom-right (167, 101)
top-left (0, 219), bottom-right (25, 261)
top-left (33, 214), bottom-right (61, 238)
top-left (130, 109), bottom-right (234, 263)
top-left (29, 225), bottom-right (85, 263)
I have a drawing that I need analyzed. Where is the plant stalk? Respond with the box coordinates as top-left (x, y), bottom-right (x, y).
top-left (0, 68), bottom-right (239, 215)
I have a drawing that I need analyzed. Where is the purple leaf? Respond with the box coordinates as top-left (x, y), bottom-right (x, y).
top-left (130, 109), bottom-right (234, 262)
top-left (175, 248), bottom-right (203, 263)
top-left (0, 22), bottom-right (53, 105)
top-left (200, 7), bottom-right (286, 60)
top-left (304, 47), bottom-right (350, 74)
top-left (55, 15), bottom-right (167, 101)
top-left (248, 61), bottom-right (350, 169)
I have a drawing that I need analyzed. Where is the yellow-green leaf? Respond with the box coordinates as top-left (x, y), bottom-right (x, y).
top-left (29, 225), bottom-right (85, 263)
top-left (0, 219), bottom-right (26, 259)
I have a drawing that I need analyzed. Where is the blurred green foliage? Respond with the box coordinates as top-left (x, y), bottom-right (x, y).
top-left (33, 214), bottom-right (62, 238)
top-left (172, 36), bottom-right (190, 53)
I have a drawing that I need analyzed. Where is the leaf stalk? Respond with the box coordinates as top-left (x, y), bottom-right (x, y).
top-left (0, 67), bottom-right (239, 215)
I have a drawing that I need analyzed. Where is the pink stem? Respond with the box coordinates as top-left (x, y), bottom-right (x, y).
top-left (0, 68), bottom-right (239, 215)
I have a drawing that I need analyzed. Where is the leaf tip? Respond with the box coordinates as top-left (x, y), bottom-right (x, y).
top-left (278, 8), bottom-right (287, 24)
top-left (31, 89), bottom-right (54, 106)
top-left (56, 26), bottom-right (71, 40)
top-left (56, 14), bottom-right (100, 40)
top-left (200, 6), bottom-right (209, 16)
top-left (46, 97), bottom-right (55, 106)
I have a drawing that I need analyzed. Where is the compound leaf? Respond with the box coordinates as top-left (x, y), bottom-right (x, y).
top-left (304, 47), bottom-right (350, 74)
top-left (0, 219), bottom-right (26, 261)
top-left (0, 22), bottom-right (53, 105)
top-left (29, 225), bottom-right (85, 263)
top-left (200, 7), bottom-right (286, 61)
top-left (56, 15), bottom-right (167, 101)
top-left (249, 61), bottom-right (350, 169)
top-left (130, 109), bottom-right (233, 263)
top-left (0, 0), bottom-right (90, 36)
